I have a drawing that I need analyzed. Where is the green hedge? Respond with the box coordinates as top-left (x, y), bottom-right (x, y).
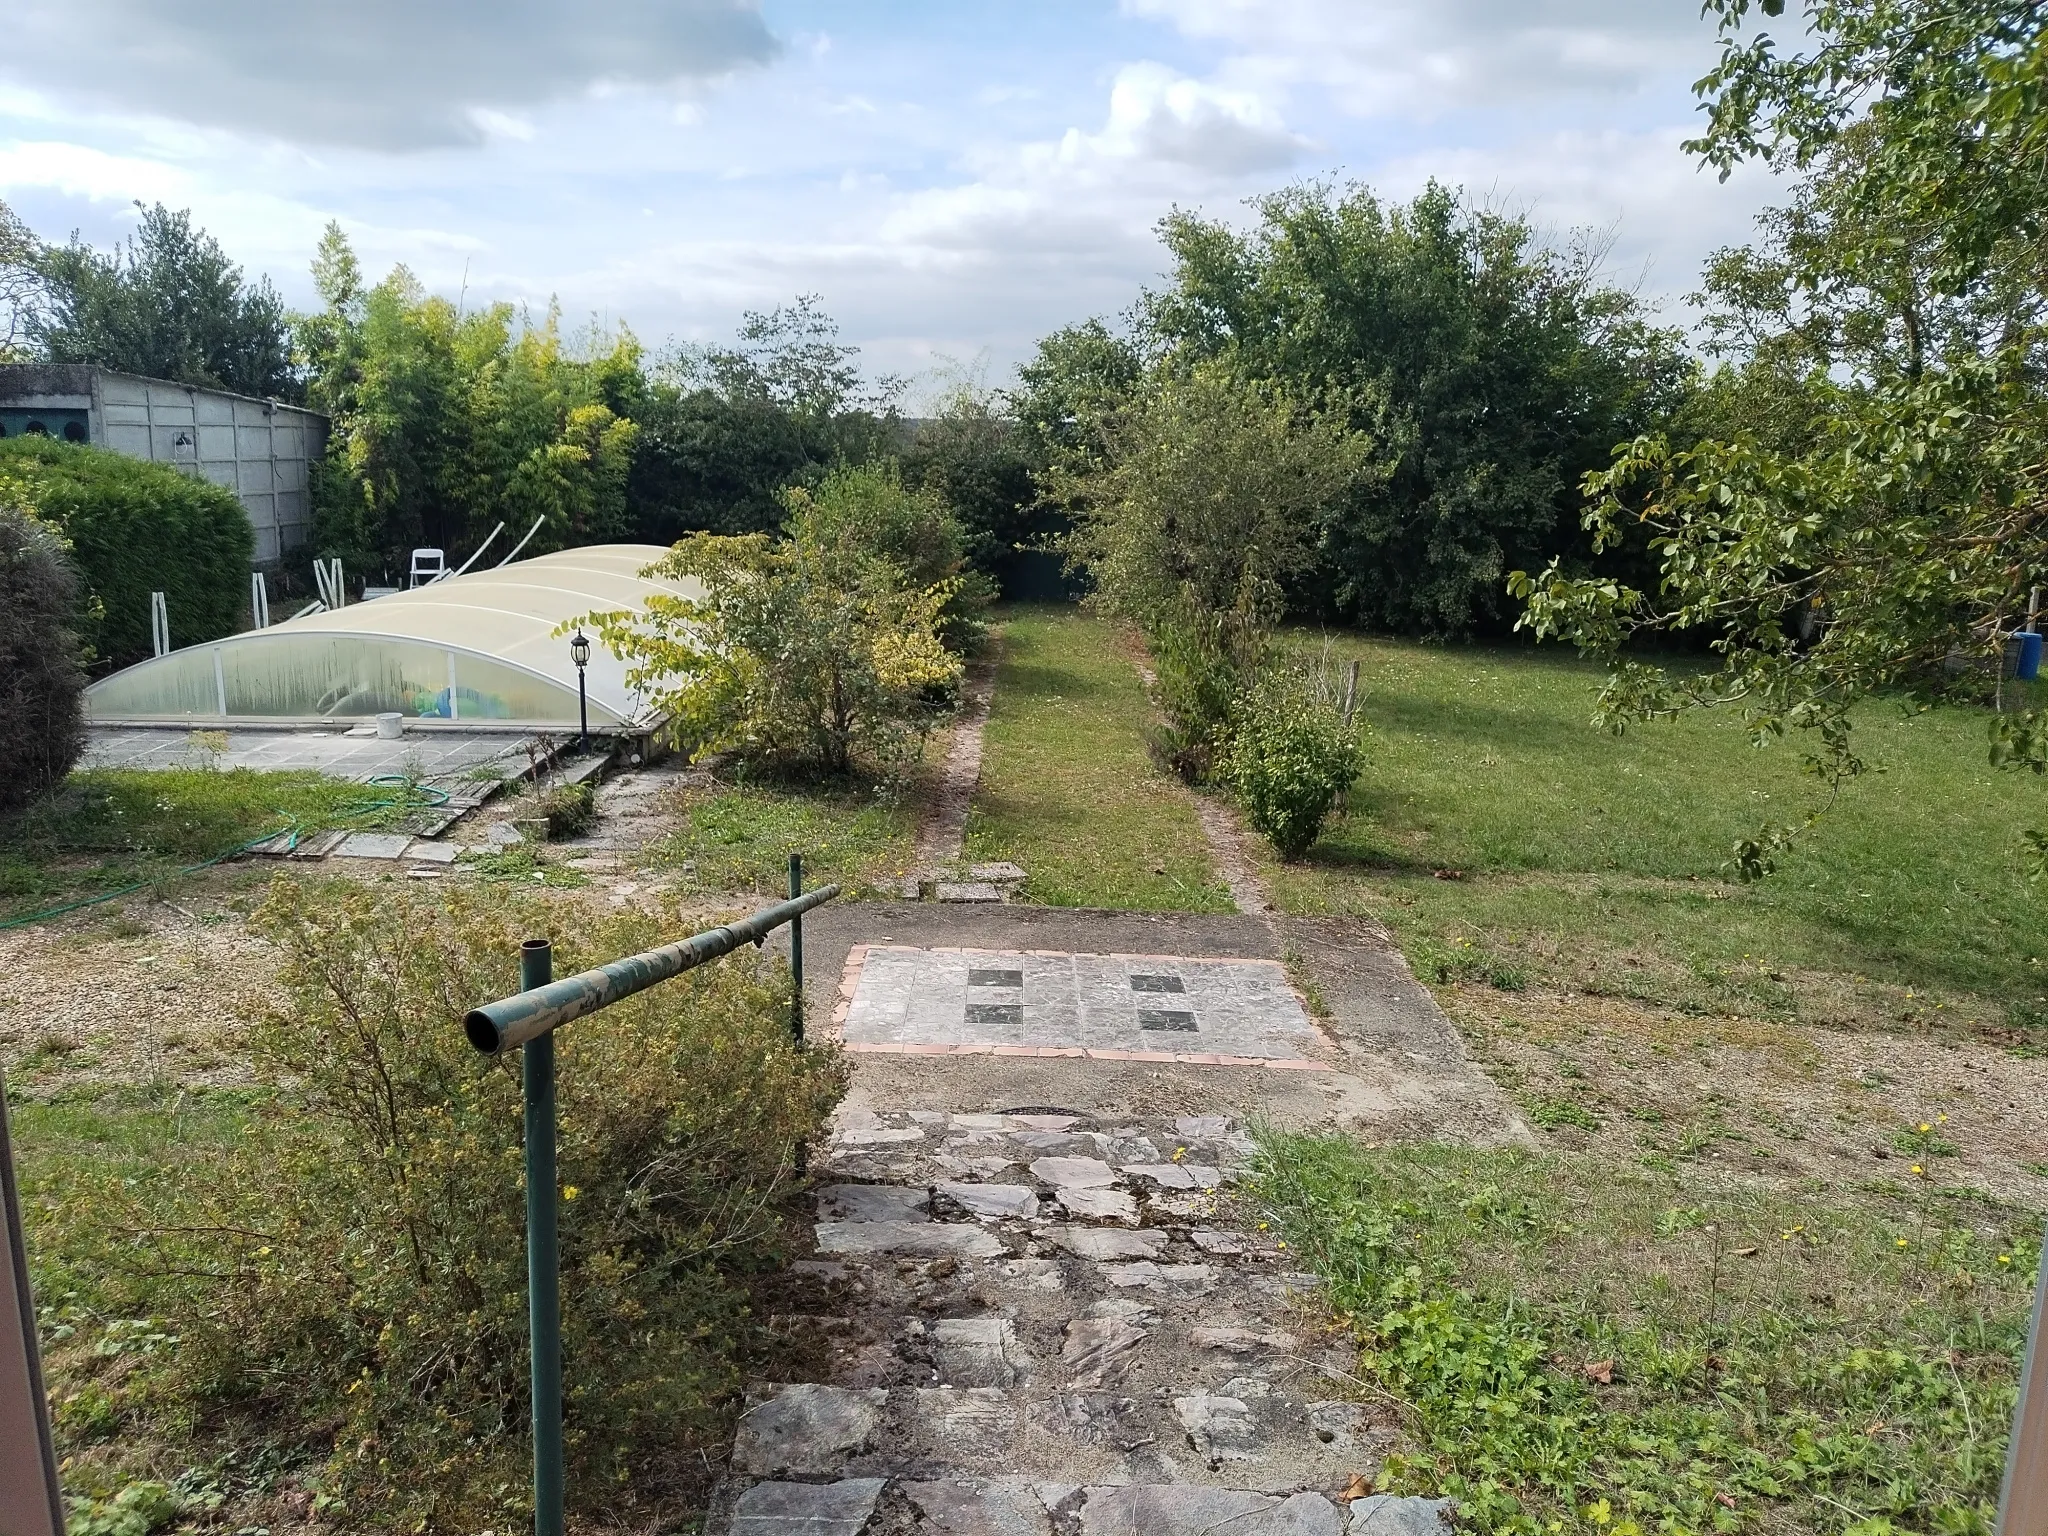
top-left (0, 437), bottom-right (252, 668)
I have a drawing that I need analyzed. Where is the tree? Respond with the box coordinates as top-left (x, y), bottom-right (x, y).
top-left (1141, 182), bottom-right (1690, 633)
top-left (1514, 0), bottom-right (2048, 878)
top-left (32, 203), bottom-right (296, 399)
top-left (0, 197), bottom-right (44, 359)
top-left (0, 489), bottom-right (87, 809)
top-left (579, 494), bottom-right (965, 777)
top-left (900, 384), bottom-right (1043, 590)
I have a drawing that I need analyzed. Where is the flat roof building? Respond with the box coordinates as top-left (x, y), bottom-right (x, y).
top-left (0, 364), bottom-right (327, 566)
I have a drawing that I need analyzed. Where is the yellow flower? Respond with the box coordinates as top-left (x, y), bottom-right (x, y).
top-left (1918, 1122), bottom-right (1931, 1133)
top-left (257, 1245), bottom-right (272, 1256)
top-left (2001, 1254), bottom-right (2014, 1265)
top-left (563, 1185), bottom-right (581, 1201)
top-left (1911, 1164), bottom-right (1925, 1176)
top-left (1937, 1113), bottom-right (1949, 1124)
top-left (1897, 1238), bottom-right (1910, 1248)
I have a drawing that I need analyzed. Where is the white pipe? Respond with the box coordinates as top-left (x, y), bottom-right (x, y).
top-left (442, 522), bottom-right (504, 581)
top-left (291, 599), bottom-right (326, 620)
top-left (150, 591), bottom-right (169, 657)
top-left (250, 571), bottom-right (270, 630)
top-left (493, 516), bottom-right (546, 568)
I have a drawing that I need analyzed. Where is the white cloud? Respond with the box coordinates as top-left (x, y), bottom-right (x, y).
top-left (1083, 63), bottom-right (1311, 173)
top-left (0, 0), bottom-right (778, 151)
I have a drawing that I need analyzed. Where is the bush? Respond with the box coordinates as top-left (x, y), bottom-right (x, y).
top-left (538, 778), bottom-right (596, 839)
top-left (1147, 607), bottom-right (1265, 783)
top-left (62, 878), bottom-right (843, 1529)
top-left (0, 435), bottom-right (252, 668)
top-left (1224, 676), bottom-right (1363, 858)
top-left (0, 494), bottom-right (87, 811)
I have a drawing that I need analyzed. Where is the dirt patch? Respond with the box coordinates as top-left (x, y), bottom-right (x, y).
top-left (1443, 979), bottom-right (2048, 1209)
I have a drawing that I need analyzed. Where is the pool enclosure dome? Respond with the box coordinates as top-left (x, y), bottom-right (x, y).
top-left (85, 544), bottom-right (697, 729)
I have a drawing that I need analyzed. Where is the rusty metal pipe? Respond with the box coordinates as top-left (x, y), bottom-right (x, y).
top-left (463, 884), bottom-right (842, 1055)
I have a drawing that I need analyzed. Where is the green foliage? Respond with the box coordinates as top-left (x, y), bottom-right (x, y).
top-left (581, 480), bottom-right (965, 776)
top-left (43, 878), bottom-right (844, 1530)
top-left (1408, 933), bottom-right (1528, 992)
top-left (30, 203), bottom-right (295, 400)
top-left (0, 434), bottom-right (251, 668)
top-left (1255, 1132), bottom-right (2033, 1536)
top-left (1147, 608), bottom-right (1262, 783)
top-left (901, 383), bottom-right (1047, 593)
top-left (1223, 671), bottom-right (1364, 859)
top-left (538, 779), bottom-right (595, 839)
top-left (1517, 1), bottom-right (2048, 877)
top-left (65, 1481), bottom-right (183, 1536)
top-left (300, 224), bottom-right (643, 576)
top-left (1056, 363), bottom-right (1378, 635)
top-left (1142, 182), bottom-right (1689, 634)
top-left (0, 493), bottom-right (86, 810)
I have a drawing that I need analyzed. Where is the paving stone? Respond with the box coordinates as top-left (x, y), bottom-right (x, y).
top-left (1189, 1229), bottom-right (1246, 1255)
top-left (729, 1478), bottom-right (888, 1536)
top-left (1028, 1156), bottom-right (1115, 1187)
top-left (1009, 1114), bottom-right (1080, 1130)
top-left (1221, 1374), bottom-right (1271, 1399)
top-left (1055, 1187), bottom-right (1138, 1223)
top-left (1307, 1400), bottom-right (1375, 1449)
top-left (1012, 1131), bottom-right (1093, 1154)
top-left (1075, 1486), bottom-right (1343, 1536)
top-left (835, 1127), bottom-right (928, 1147)
top-left (1120, 1162), bottom-right (1223, 1190)
top-left (952, 1113), bottom-right (1010, 1131)
top-left (1148, 1190), bottom-right (1220, 1219)
top-left (914, 1387), bottom-right (1020, 1456)
top-left (1175, 1115), bottom-right (1232, 1138)
top-left (1100, 1262), bottom-right (1216, 1295)
top-left (820, 1184), bottom-right (932, 1223)
top-left (334, 831), bottom-right (411, 860)
top-left (1046, 1226), bottom-right (1166, 1261)
top-left (815, 1220), bottom-right (1005, 1259)
top-left (1061, 1316), bottom-right (1150, 1387)
top-left (1190, 1326), bottom-right (1299, 1355)
top-left (969, 861), bottom-right (1029, 883)
top-left (995, 1258), bottom-right (1065, 1291)
top-left (734, 1384), bottom-right (886, 1475)
top-left (938, 881), bottom-right (1006, 903)
top-left (1346, 1496), bottom-right (1453, 1536)
top-left (1046, 1391), bottom-right (1147, 1448)
top-left (485, 821), bottom-right (525, 845)
top-left (1173, 1393), bottom-right (1260, 1464)
top-left (932, 1317), bottom-right (1031, 1386)
top-left (903, 1479), bottom-right (1052, 1536)
top-left (940, 1181), bottom-right (1040, 1220)
top-left (404, 840), bottom-right (459, 863)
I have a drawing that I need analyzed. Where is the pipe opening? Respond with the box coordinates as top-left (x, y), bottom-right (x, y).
top-left (464, 1009), bottom-right (503, 1054)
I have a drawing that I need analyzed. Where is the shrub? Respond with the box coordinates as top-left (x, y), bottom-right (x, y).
top-left (538, 778), bottom-right (596, 839)
top-left (64, 878), bottom-right (843, 1529)
top-left (0, 493), bottom-right (88, 811)
top-left (1224, 675), bottom-right (1363, 858)
top-left (1147, 606), bottom-right (1265, 783)
top-left (0, 435), bottom-right (252, 668)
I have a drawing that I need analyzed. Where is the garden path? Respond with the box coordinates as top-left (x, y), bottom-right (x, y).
top-left (716, 903), bottom-right (1525, 1534)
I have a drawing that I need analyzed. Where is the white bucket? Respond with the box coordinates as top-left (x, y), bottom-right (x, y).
top-left (375, 711), bottom-right (404, 739)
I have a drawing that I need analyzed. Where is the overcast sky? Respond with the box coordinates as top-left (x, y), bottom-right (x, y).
top-left (0, 0), bottom-right (1782, 397)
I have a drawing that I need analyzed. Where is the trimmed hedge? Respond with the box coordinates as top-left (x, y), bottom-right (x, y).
top-left (0, 437), bottom-right (252, 669)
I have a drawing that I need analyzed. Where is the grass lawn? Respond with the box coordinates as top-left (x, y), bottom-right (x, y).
top-left (1264, 637), bottom-right (2048, 1032)
top-left (1255, 1130), bottom-right (2032, 1536)
top-left (0, 767), bottom-right (432, 926)
top-left (641, 770), bottom-right (918, 899)
top-left (965, 604), bottom-right (1230, 911)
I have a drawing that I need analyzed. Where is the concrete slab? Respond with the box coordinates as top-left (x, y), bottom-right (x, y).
top-left (333, 832), bottom-right (411, 860)
top-left (84, 725), bottom-right (536, 782)
top-left (842, 946), bottom-right (1319, 1058)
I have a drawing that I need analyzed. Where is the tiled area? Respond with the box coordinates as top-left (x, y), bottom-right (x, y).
top-left (835, 946), bottom-right (1323, 1063)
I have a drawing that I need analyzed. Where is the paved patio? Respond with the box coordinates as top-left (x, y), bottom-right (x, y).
top-left (84, 726), bottom-right (539, 783)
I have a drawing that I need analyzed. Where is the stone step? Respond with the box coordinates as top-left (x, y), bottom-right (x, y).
top-left (720, 1477), bottom-right (1448, 1536)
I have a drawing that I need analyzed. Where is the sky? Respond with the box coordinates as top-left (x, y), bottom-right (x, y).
top-left (0, 1), bottom-right (1785, 399)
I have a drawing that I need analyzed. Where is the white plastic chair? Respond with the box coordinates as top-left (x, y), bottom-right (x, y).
top-left (409, 548), bottom-right (447, 588)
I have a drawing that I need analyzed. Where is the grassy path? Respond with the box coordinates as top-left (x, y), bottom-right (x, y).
top-left (965, 605), bottom-right (1229, 911)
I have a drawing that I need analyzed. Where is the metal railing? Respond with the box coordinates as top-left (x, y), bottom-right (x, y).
top-left (464, 854), bottom-right (836, 1536)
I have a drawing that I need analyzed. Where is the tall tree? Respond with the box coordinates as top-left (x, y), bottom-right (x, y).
top-left (33, 203), bottom-right (296, 399)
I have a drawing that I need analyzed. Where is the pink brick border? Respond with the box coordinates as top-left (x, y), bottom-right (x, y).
top-left (824, 942), bottom-right (1335, 1071)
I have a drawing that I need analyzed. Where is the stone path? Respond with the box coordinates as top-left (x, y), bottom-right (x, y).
top-left (714, 903), bottom-right (1525, 1535)
top-left (908, 657), bottom-right (999, 894)
top-left (716, 1105), bottom-right (1453, 1536)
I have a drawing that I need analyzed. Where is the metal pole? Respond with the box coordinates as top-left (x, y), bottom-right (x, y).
top-left (2001, 1228), bottom-right (2048, 1536)
top-left (577, 667), bottom-right (589, 754)
top-left (521, 938), bottom-right (564, 1536)
top-left (788, 852), bottom-right (804, 1044)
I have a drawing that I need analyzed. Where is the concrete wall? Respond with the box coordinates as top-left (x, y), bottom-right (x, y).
top-left (0, 364), bottom-right (327, 567)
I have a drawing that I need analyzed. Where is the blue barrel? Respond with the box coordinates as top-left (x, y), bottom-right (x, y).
top-left (2019, 631), bottom-right (2044, 681)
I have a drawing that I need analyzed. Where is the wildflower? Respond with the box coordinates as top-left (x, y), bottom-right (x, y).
top-left (257, 1245), bottom-right (272, 1257)
top-left (1918, 1123), bottom-right (1931, 1134)
top-left (2001, 1254), bottom-right (2014, 1266)
top-left (563, 1185), bottom-right (581, 1201)
top-left (1911, 1164), bottom-right (1925, 1177)
top-left (1257, 1221), bottom-right (1270, 1231)
top-left (1897, 1238), bottom-right (1910, 1248)
top-left (1937, 1113), bottom-right (1949, 1124)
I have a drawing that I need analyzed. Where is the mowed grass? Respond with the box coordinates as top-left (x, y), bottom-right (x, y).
top-left (966, 605), bottom-right (1229, 911)
top-left (1265, 637), bottom-right (2048, 1028)
top-left (642, 772), bottom-right (918, 899)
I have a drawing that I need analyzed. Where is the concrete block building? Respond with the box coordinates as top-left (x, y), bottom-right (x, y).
top-left (0, 364), bottom-right (327, 566)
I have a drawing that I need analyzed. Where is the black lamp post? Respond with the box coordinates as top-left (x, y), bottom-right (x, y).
top-left (569, 629), bottom-right (591, 752)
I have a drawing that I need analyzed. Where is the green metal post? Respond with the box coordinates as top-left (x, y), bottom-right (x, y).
top-left (521, 938), bottom-right (564, 1536)
top-left (788, 852), bottom-right (804, 1044)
